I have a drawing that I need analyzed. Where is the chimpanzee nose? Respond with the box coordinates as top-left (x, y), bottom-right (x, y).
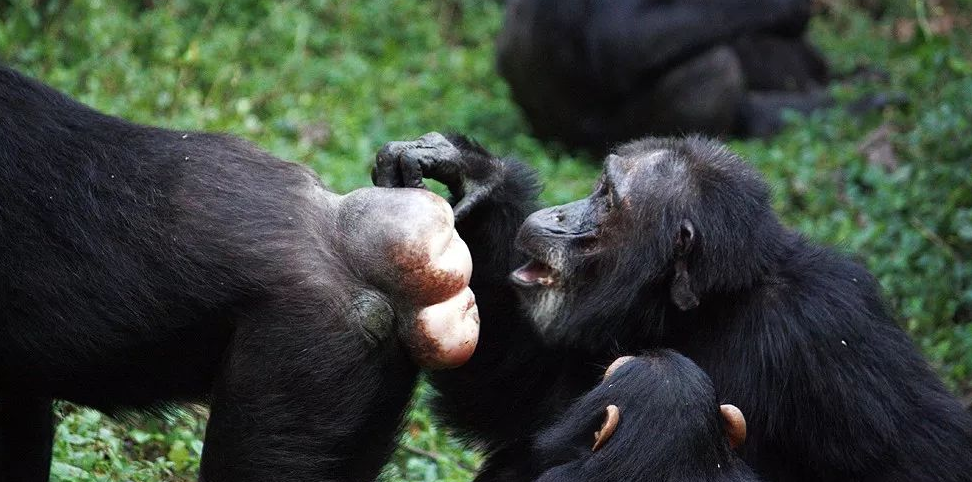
top-left (529, 206), bottom-right (570, 234)
top-left (527, 201), bottom-right (591, 236)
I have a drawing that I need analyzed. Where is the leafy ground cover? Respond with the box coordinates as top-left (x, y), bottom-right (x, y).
top-left (1, 0), bottom-right (970, 480)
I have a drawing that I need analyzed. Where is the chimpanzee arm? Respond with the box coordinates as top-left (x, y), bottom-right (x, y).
top-left (588, 0), bottom-right (813, 92)
top-left (443, 135), bottom-right (542, 286)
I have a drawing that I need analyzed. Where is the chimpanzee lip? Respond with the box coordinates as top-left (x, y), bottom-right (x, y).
top-left (511, 258), bottom-right (559, 288)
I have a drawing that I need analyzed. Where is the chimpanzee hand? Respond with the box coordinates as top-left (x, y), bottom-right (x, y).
top-left (373, 132), bottom-right (503, 220)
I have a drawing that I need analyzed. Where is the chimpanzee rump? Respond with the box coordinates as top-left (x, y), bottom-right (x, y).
top-left (0, 67), bottom-right (480, 482)
top-left (531, 351), bottom-right (759, 482)
top-left (374, 133), bottom-right (972, 482)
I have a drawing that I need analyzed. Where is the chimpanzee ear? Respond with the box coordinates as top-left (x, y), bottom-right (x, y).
top-left (675, 219), bottom-right (695, 255)
top-left (591, 405), bottom-right (620, 452)
top-left (670, 219), bottom-right (699, 311)
top-left (720, 404), bottom-right (747, 450)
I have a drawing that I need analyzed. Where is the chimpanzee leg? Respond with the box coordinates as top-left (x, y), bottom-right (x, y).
top-left (199, 305), bottom-right (418, 482)
top-left (0, 397), bottom-right (54, 482)
top-left (737, 89), bottom-right (833, 138)
top-left (723, 34), bottom-right (835, 137)
top-left (731, 35), bottom-right (830, 91)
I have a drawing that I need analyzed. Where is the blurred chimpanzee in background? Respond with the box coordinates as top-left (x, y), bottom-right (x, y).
top-left (497, 0), bottom-right (833, 151)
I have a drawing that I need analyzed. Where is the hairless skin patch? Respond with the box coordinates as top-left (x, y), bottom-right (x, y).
top-left (335, 187), bottom-right (479, 369)
top-left (391, 234), bottom-right (471, 307)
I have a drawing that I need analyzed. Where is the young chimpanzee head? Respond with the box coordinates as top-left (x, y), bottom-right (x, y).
top-left (531, 350), bottom-right (757, 482)
top-left (511, 136), bottom-right (784, 354)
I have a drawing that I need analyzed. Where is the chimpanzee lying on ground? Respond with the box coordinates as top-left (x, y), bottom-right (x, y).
top-left (374, 133), bottom-right (972, 482)
top-left (0, 66), bottom-right (480, 482)
top-left (530, 351), bottom-right (759, 482)
top-left (497, 0), bottom-right (831, 150)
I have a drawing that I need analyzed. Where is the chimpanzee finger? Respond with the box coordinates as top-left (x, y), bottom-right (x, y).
top-left (399, 134), bottom-right (457, 189)
top-left (409, 133), bottom-right (463, 187)
top-left (398, 150), bottom-right (428, 190)
top-left (373, 142), bottom-right (407, 187)
top-left (370, 164), bottom-right (382, 186)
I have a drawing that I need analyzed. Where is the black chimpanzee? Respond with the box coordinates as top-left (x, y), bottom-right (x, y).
top-left (497, 0), bottom-right (831, 150)
top-left (530, 351), bottom-right (758, 482)
top-left (373, 132), bottom-right (972, 482)
top-left (0, 66), bottom-right (481, 482)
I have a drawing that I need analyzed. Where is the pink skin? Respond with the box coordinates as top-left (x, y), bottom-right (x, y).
top-left (603, 356), bottom-right (635, 380)
top-left (334, 188), bottom-right (479, 369)
top-left (414, 287), bottom-right (480, 369)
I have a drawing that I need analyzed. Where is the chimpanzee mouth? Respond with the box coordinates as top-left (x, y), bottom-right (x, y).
top-left (511, 258), bottom-right (559, 288)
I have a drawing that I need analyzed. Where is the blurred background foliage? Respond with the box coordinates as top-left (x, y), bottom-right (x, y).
top-left (1, 0), bottom-right (970, 480)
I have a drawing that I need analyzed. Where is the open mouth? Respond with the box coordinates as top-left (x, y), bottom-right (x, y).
top-left (511, 258), bottom-right (559, 287)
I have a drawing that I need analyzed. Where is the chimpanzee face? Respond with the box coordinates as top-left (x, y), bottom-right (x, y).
top-left (511, 147), bottom-right (686, 342)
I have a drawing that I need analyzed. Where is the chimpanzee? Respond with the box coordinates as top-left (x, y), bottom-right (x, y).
top-left (0, 66), bottom-right (480, 482)
top-left (496, 0), bottom-right (831, 150)
top-left (373, 132), bottom-right (972, 482)
top-left (530, 352), bottom-right (758, 482)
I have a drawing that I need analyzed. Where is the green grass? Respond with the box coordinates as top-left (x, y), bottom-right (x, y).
top-left (1, 0), bottom-right (970, 480)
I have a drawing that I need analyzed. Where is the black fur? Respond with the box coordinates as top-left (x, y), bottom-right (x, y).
top-left (531, 351), bottom-right (759, 482)
top-left (497, 0), bottom-right (830, 150)
top-left (374, 133), bottom-right (972, 482)
top-left (0, 66), bottom-right (423, 482)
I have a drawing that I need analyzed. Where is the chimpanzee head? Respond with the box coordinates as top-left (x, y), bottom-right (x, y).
top-left (335, 187), bottom-right (479, 369)
top-left (531, 350), bottom-right (751, 482)
top-left (511, 137), bottom-right (782, 353)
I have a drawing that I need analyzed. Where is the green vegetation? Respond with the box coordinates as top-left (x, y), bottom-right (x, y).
top-left (1, 0), bottom-right (970, 480)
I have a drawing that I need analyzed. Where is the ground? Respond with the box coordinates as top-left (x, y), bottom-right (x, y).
top-left (1, 0), bottom-right (970, 480)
